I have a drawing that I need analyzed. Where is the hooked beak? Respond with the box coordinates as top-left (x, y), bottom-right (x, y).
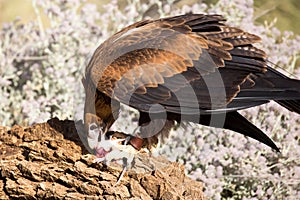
top-left (85, 113), bottom-right (108, 151)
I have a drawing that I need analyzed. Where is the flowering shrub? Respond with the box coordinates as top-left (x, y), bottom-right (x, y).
top-left (1, 0), bottom-right (299, 199)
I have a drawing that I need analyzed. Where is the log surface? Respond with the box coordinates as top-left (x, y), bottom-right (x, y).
top-left (0, 118), bottom-right (205, 199)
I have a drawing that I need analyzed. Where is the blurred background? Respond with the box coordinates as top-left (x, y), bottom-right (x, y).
top-left (1, 0), bottom-right (300, 33)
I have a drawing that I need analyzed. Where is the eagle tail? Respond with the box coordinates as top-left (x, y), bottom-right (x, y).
top-left (194, 112), bottom-right (280, 152)
top-left (276, 99), bottom-right (300, 114)
top-left (223, 112), bottom-right (280, 152)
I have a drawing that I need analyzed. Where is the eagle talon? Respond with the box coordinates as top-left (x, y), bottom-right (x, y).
top-left (124, 136), bottom-right (131, 145)
top-left (114, 157), bottom-right (128, 186)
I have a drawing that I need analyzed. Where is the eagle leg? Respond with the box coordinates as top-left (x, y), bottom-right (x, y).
top-left (128, 136), bottom-right (144, 150)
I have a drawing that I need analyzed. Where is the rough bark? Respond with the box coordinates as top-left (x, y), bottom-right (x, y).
top-left (0, 118), bottom-right (205, 199)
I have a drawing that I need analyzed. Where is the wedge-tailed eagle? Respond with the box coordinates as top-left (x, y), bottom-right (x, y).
top-left (82, 14), bottom-right (300, 162)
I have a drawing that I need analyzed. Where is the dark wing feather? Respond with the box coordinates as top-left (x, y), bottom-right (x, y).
top-left (234, 66), bottom-right (300, 113)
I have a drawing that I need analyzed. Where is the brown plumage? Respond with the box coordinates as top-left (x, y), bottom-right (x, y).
top-left (83, 14), bottom-right (300, 152)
